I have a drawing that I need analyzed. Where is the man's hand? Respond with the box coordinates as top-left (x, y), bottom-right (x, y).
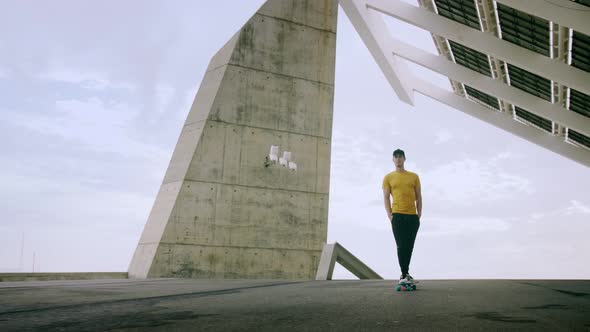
top-left (383, 187), bottom-right (392, 220)
top-left (415, 180), bottom-right (422, 221)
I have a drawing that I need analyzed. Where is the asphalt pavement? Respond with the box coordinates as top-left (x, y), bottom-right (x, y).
top-left (1, 278), bottom-right (589, 331)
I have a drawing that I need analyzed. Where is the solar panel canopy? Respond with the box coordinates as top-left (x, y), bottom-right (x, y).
top-left (431, 0), bottom-right (590, 149)
top-left (340, 0), bottom-right (590, 167)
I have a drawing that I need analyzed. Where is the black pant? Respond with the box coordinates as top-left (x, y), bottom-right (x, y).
top-left (391, 213), bottom-right (420, 276)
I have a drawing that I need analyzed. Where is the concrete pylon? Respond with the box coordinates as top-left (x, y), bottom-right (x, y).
top-left (128, 0), bottom-right (338, 279)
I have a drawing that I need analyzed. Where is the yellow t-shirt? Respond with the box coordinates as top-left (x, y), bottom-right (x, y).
top-left (382, 171), bottom-right (420, 215)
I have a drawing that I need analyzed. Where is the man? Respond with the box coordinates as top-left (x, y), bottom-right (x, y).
top-left (382, 149), bottom-right (422, 284)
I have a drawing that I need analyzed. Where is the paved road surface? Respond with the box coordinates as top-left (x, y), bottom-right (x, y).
top-left (1, 279), bottom-right (589, 331)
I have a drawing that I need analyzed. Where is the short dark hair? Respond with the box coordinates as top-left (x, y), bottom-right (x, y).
top-left (393, 149), bottom-right (405, 158)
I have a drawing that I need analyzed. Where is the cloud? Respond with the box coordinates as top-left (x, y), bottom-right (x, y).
top-left (422, 154), bottom-right (534, 206)
top-left (434, 129), bottom-right (453, 144)
top-left (39, 69), bottom-right (135, 91)
top-left (526, 200), bottom-right (590, 223)
top-left (528, 212), bottom-right (545, 223)
top-left (5, 97), bottom-right (168, 160)
top-left (0, 173), bottom-right (152, 228)
top-left (566, 200), bottom-right (590, 215)
top-left (155, 83), bottom-right (175, 114)
top-left (493, 151), bottom-right (514, 161)
top-left (418, 216), bottom-right (511, 238)
top-left (330, 122), bottom-right (401, 189)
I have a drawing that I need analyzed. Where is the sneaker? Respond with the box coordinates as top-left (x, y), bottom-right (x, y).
top-left (405, 274), bottom-right (418, 283)
top-left (398, 274), bottom-right (408, 284)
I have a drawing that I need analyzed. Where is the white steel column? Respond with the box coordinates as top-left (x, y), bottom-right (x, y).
top-left (340, 0), bottom-right (415, 105)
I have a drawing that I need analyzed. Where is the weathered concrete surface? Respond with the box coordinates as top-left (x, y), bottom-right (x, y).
top-left (128, 0), bottom-right (338, 280)
top-left (0, 272), bottom-right (127, 282)
top-left (1, 279), bottom-right (590, 331)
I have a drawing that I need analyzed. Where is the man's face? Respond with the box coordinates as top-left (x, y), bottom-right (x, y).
top-left (393, 154), bottom-right (405, 167)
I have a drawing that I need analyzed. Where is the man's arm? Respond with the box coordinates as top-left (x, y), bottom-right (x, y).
top-left (383, 188), bottom-right (392, 219)
top-left (415, 182), bottom-right (422, 219)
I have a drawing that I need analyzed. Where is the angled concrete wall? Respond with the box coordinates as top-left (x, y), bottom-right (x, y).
top-left (128, 0), bottom-right (338, 279)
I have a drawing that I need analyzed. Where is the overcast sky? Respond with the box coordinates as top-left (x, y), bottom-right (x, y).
top-left (1, 1), bottom-right (588, 279)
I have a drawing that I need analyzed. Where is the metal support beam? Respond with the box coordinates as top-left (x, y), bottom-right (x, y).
top-left (553, 23), bottom-right (571, 137)
top-left (476, 0), bottom-right (513, 113)
top-left (367, 0), bottom-right (590, 96)
top-left (496, 0), bottom-right (590, 37)
top-left (388, 37), bottom-right (590, 136)
top-left (340, 0), bottom-right (415, 105)
top-left (476, 0), bottom-right (500, 36)
top-left (418, 0), bottom-right (465, 97)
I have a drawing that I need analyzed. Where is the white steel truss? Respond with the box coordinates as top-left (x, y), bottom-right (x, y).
top-left (367, 0), bottom-right (590, 96)
top-left (340, 0), bottom-right (590, 167)
top-left (495, 0), bottom-right (590, 36)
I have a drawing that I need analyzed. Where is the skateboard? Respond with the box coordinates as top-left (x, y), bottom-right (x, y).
top-left (396, 281), bottom-right (417, 291)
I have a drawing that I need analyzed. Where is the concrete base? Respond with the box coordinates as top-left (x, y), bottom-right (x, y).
top-left (128, 0), bottom-right (338, 280)
top-left (1, 279), bottom-right (589, 331)
top-left (0, 272), bottom-right (127, 282)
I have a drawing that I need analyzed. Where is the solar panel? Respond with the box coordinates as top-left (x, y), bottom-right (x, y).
top-left (570, 0), bottom-right (590, 7)
top-left (497, 3), bottom-right (550, 56)
top-left (569, 88), bottom-right (590, 119)
top-left (507, 64), bottom-right (552, 101)
top-left (568, 130), bottom-right (590, 149)
top-left (571, 31), bottom-right (590, 73)
top-left (514, 106), bottom-right (553, 132)
top-left (434, 0), bottom-right (481, 30)
top-left (448, 40), bottom-right (492, 77)
top-left (465, 85), bottom-right (500, 110)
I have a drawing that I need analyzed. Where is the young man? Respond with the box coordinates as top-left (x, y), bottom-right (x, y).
top-left (382, 149), bottom-right (422, 284)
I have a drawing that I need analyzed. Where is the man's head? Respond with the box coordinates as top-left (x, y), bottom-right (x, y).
top-left (393, 149), bottom-right (406, 168)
